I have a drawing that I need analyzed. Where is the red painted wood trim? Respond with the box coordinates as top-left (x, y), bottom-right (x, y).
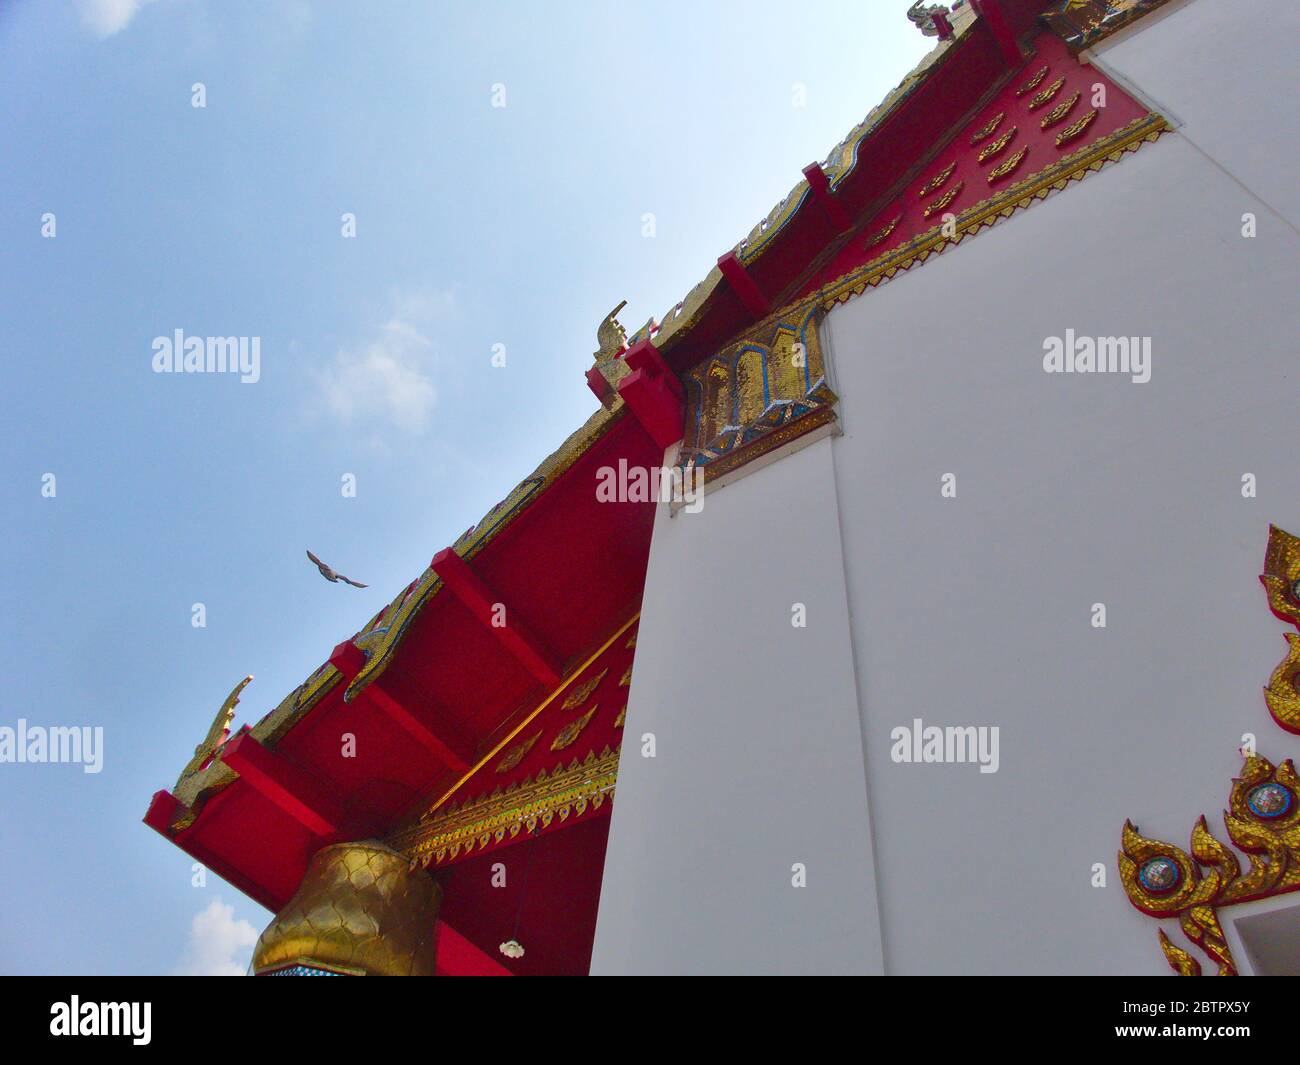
top-left (430, 548), bottom-right (562, 688)
top-left (802, 162), bottom-right (853, 232)
top-left (717, 250), bottom-right (772, 318)
top-left (221, 734), bottom-right (341, 837)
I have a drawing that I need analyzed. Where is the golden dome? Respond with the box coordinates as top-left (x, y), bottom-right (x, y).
top-left (252, 840), bottom-right (440, 976)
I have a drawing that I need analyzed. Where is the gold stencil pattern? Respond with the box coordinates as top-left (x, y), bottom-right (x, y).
top-left (977, 127), bottom-right (1017, 164)
top-left (1016, 65), bottom-right (1049, 96)
top-left (495, 730), bottom-right (540, 774)
top-left (987, 145), bottom-right (1029, 185)
top-left (969, 111), bottom-right (1005, 145)
top-left (1027, 76), bottom-right (1066, 111)
top-left (918, 161), bottom-right (957, 197)
top-left (1040, 90), bottom-right (1081, 129)
top-left (1055, 109), bottom-right (1098, 147)
top-left (923, 181), bottom-right (964, 219)
top-left (551, 707), bottom-right (597, 752)
top-left (562, 668), bottom-right (607, 710)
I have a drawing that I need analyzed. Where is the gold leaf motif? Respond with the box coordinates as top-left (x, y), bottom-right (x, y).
top-left (625, 631), bottom-right (637, 649)
top-left (977, 126), bottom-right (1018, 164)
top-left (918, 161), bottom-right (957, 198)
top-left (1055, 109), bottom-right (1098, 147)
top-left (1040, 90), bottom-right (1081, 129)
top-left (562, 668), bottom-right (607, 710)
top-left (550, 706), bottom-right (597, 751)
top-left (865, 214), bottom-right (902, 249)
top-left (986, 145), bottom-right (1029, 185)
top-left (619, 665), bottom-right (633, 688)
top-left (1027, 76), bottom-right (1066, 111)
top-left (495, 730), bottom-right (540, 774)
top-left (922, 181), bottom-right (964, 219)
top-left (614, 705), bottom-right (626, 729)
top-left (969, 111), bottom-right (1005, 145)
top-left (1264, 633), bottom-right (1300, 734)
top-left (1158, 930), bottom-right (1202, 977)
top-left (1015, 65), bottom-right (1049, 97)
top-left (1260, 524), bottom-right (1300, 628)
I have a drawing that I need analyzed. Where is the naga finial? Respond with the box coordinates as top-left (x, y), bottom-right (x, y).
top-left (181, 674), bottom-right (252, 778)
top-left (594, 300), bottom-right (628, 362)
top-left (907, 1), bottom-right (951, 37)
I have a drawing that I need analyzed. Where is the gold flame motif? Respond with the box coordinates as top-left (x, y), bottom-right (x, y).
top-left (970, 111), bottom-right (1006, 145)
top-left (1016, 65), bottom-right (1049, 96)
top-left (918, 161), bottom-right (957, 197)
top-left (977, 127), bottom-right (1017, 164)
top-left (1055, 109), bottom-right (1098, 147)
top-left (1040, 90), bottom-right (1081, 129)
top-left (987, 146), bottom-right (1029, 184)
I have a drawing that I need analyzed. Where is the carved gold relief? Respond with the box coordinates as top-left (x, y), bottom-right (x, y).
top-left (1055, 109), bottom-right (1098, 147)
top-left (619, 665), bottom-right (633, 688)
top-left (918, 161), bottom-right (957, 197)
top-left (614, 705), bottom-right (626, 729)
top-left (551, 707), bottom-right (597, 752)
top-left (1040, 90), bottom-right (1081, 129)
top-left (865, 214), bottom-right (902, 249)
top-left (392, 747), bottom-right (620, 866)
top-left (923, 181), bottom-right (964, 218)
top-left (970, 111), bottom-right (1005, 145)
top-left (1016, 65), bottom-right (1049, 97)
top-left (1119, 755), bottom-right (1300, 975)
top-left (1027, 76), bottom-right (1066, 111)
top-left (1260, 525), bottom-right (1300, 734)
top-left (987, 146), bottom-right (1029, 185)
top-left (977, 127), bottom-right (1017, 164)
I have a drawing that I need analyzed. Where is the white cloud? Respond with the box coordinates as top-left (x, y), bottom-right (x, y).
top-left (78, 0), bottom-right (158, 37)
top-left (311, 291), bottom-right (452, 436)
top-left (176, 898), bottom-right (259, 977)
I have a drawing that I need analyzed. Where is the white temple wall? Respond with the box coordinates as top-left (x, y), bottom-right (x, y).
top-left (594, 2), bottom-right (1300, 974)
top-left (826, 124), bottom-right (1299, 972)
top-left (589, 435), bottom-right (885, 975)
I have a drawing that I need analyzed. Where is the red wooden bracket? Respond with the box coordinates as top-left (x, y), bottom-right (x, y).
top-left (330, 640), bottom-right (472, 771)
top-left (585, 365), bottom-right (613, 404)
top-left (717, 250), bottom-right (772, 319)
top-left (221, 733), bottom-right (341, 837)
top-left (142, 790), bottom-right (285, 912)
top-left (932, 11), bottom-right (954, 40)
top-left (616, 338), bottom-right (685, 451)
top-left (802, 163), bottom-right (852, 232)
top-left (970, 0), bottom-right (1024, 66)
top-left (430, 548), bottom-right (562, 688)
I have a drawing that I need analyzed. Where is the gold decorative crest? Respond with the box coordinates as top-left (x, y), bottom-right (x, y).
top-left (180, 675), bottom-right (251, 780)
top-left (1119, 755), bottom-right (1300, 976)
top-left (918, 161), bottom-right (957, 197)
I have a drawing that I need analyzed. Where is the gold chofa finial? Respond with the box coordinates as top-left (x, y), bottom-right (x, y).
top-left (181, 675), bottom-right (252, 778)
top-left (594, 300), bottom-right (628, 361)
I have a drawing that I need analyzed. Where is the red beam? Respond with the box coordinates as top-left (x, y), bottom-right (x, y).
top-left (142, 790), bottom-right (285, 912)
top-left (717, 250), bottom-right (772, 319)
top-left (616, 339), bottom-right (685, 451)
top-left (330, 641), bottom-right (472, 771)
top-left (221, 733), bottom-right (341, 837)
top-left (801, 163), bottom-right (852, 232)
top-left (430, 549), bottom-right (562, 688)
top-left (971, 0), bottom-right (1025, 65)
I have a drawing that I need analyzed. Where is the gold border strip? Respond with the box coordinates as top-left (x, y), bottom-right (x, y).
top-left (411, 613), bottom-right (640, 821)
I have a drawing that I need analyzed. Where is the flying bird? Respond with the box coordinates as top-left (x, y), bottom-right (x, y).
top-left (306, 550), bottom-right (368, 588)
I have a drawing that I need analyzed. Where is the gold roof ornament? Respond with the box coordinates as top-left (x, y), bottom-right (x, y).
top-left (179, 675), bottom-right (251, 781)
top-left (589, 301), bottom-right (631, 408)
top-left (252, 841), bottom-right (440, 976)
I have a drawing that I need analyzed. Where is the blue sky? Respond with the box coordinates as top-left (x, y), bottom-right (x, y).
top-left (0, 0), bottom-right (927, 974)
